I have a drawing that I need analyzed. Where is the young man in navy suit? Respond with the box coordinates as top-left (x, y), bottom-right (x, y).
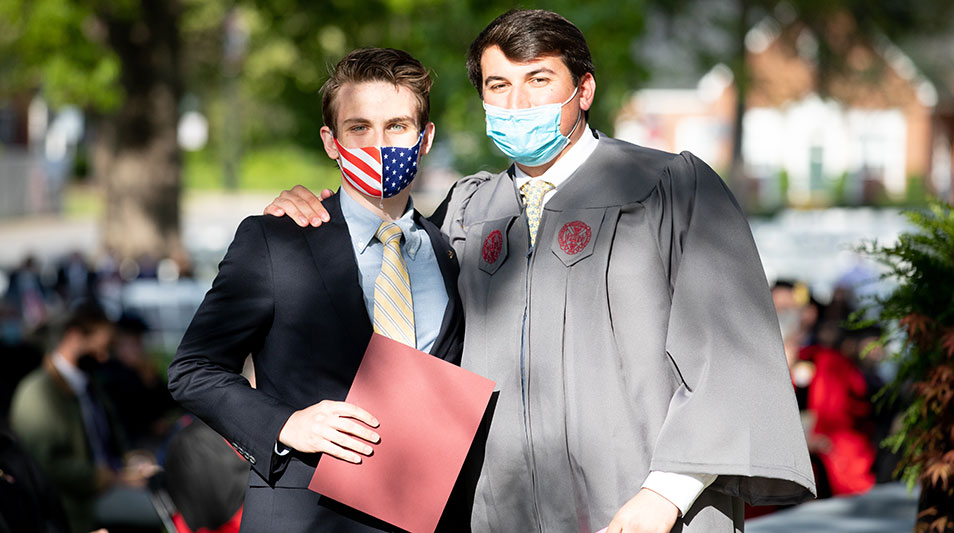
top-left (168, 48), bottom-right (464, 532)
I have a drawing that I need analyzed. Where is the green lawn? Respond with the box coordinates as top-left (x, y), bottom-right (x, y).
top-left (62, 144), bottom-right (340, 219)
top-left (63, 184), bottom-right (103, 218)
top-left (184, 143), bottom-right (340, 192)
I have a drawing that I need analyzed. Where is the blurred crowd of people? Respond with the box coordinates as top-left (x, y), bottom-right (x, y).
top-left (1, 248), bottom-right (907, 531)
top-left (1, 250), bottom-right (186, 441)
top-left (2, 250), bottom-right (193, 336)
top-left (1, 251), bottom-right (246, 533)
top-left (768, 279), bottom-right (902, 509)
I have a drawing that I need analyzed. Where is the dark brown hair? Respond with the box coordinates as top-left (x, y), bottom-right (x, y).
top-left (321, 48), bottom-right (432, 133)
top-left (64, 302), bottom-right (111, 336)
top-left (47, 301), bottom-right (112, 347)
top-left (466, 9), bottom-right (595, 97)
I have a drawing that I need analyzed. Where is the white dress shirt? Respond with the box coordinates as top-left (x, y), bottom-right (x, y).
top-left (339, 189), bottom-right (448, 353)
top-left (513, 125), bottom-right (600, 207)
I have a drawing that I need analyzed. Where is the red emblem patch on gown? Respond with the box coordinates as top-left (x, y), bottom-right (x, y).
top-left (482, 230), bottom-right (503, 264)
top-left (558, 221), bottom-right (592, 255)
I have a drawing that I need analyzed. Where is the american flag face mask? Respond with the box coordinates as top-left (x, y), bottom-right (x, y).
top-left (333, 132), bottom-right (424, 199)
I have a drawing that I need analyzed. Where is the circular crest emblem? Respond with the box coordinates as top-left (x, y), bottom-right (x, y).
top-left (482, 230), bottom-right (503, 264)
top-left (558, 221), bottom-right (592, 255)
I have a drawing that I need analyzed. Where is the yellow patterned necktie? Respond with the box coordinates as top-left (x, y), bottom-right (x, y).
top-left (520, 179), bottom-right (556, 248)
top-left (373, 222), bottom-right (416, 348)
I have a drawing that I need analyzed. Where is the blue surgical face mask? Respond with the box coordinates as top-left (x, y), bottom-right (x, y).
top-left (483, 86), bottom-right (582, 167)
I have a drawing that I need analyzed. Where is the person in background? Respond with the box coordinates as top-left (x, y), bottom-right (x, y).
top-left (0, 301), bottom-right (44, 424)
top-left (55, 252), bottom-right (95, 306)
top-left (842, 326), bottom-right (902, 485)
top-left (3, 255), bottom-right (48, 331)
top-left (161, 357), bottom-right (256, 533)
top-left (10, 303), bottom-right (160, 533)
top-left (0, 417), bottom-right (70, 533)
top-left (773, 281), bottom-right (875, 498)
top-left (98, 313), bottom-right (177, 450)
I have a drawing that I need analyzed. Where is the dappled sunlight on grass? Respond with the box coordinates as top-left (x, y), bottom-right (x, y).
top-left (63, 184), bottom-right (103, 219)
top-left (184, 143), bottom-right (341, 192)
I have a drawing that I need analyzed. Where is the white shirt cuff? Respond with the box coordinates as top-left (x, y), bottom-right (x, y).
top-left (641, 471), bottom-right (717, 516)
top-left (274, 442), bottom-right (290, 456)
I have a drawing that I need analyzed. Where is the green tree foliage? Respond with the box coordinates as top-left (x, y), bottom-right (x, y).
top-left (0, 0), bottom-right (186, 260)
top-left (230, 0), bottom-right (650, 172)
top-left (6, 0), bottom-right (949, 253)
top-left (855, 202), bottom-right (954, 531)
top-left (1, 0), bottom-right (652, 254)
top-left (0, 0), bottom-right (122, 109)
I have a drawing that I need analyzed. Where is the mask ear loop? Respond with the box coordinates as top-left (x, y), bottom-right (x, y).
top-left (564, 87), bottom-right (584, 141)
top-left (566, 104), bottom-right (583, 140)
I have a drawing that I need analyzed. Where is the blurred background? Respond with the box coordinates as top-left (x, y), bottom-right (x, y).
top-left (1, 0), bottom-right (953, 532)
top-left (2, 0), bottom-right (954, 347)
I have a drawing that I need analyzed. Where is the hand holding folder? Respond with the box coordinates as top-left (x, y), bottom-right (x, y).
top-left (309, 333), bottom-right (495, 533)
top-left (279, 399), bottom-right (381, 463)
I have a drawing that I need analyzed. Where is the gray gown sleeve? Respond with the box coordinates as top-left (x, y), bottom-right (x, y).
top-left (650, 152), bottom-right (816, 505)
top-left (438, 172), bottom-right (495, 252)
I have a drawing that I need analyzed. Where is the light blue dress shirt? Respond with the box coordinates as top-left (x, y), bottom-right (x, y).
top-left (339, 190), bottom-right (449, 353)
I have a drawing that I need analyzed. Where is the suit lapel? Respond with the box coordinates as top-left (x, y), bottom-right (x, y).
top-left (416, 211), bottom-right (463, 360)
top-left (303, 194), bottom-right (373, 340)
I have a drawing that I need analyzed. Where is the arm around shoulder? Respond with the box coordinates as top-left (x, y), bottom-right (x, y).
top-left (431, 171), bottom-right (496, 248)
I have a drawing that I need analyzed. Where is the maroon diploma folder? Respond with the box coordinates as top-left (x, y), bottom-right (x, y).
top-left (308, 333), bottom-right (495, 533)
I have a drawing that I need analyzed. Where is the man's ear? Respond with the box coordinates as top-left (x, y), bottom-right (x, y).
top-left (420, 122), bottom-right (436, 156)
top-left (320, 126), bottom-right (339, 160)
top-left (579, 72), bottom-right (596, 112)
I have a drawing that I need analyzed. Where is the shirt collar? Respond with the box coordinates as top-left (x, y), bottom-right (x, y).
top-left (52, 352), bottom-right (88, 395)
top-left (339, 189), bottom-right (422, 259)
top-left (514, 125), bottom-right (599, 190)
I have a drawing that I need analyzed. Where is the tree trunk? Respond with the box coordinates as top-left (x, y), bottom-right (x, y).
top-left (95, 0), bottom-right (183, 262)
top-left (728, 0), bottom-right (750, 212)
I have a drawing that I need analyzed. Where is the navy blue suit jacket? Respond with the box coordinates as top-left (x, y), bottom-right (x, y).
top-left (168, 193), bottom-right (465, 532)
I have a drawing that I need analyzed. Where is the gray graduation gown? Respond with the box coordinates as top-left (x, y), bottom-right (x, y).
top-left (440, 134), bottom-right (815, 532)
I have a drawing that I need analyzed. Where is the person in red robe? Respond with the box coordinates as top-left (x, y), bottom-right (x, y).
top-left (798, 344), bottom-right (876, 496)
top-left (773, 280), bottom-right (876, 498)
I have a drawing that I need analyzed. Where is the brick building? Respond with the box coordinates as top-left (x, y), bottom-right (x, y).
top-left (616, 16), bottom-right (954, 209)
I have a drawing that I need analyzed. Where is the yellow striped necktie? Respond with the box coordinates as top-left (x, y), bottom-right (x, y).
top-left (520, 179), bottom-right (555, 248)
top-left (373, 222), bottom-right (416, 348)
